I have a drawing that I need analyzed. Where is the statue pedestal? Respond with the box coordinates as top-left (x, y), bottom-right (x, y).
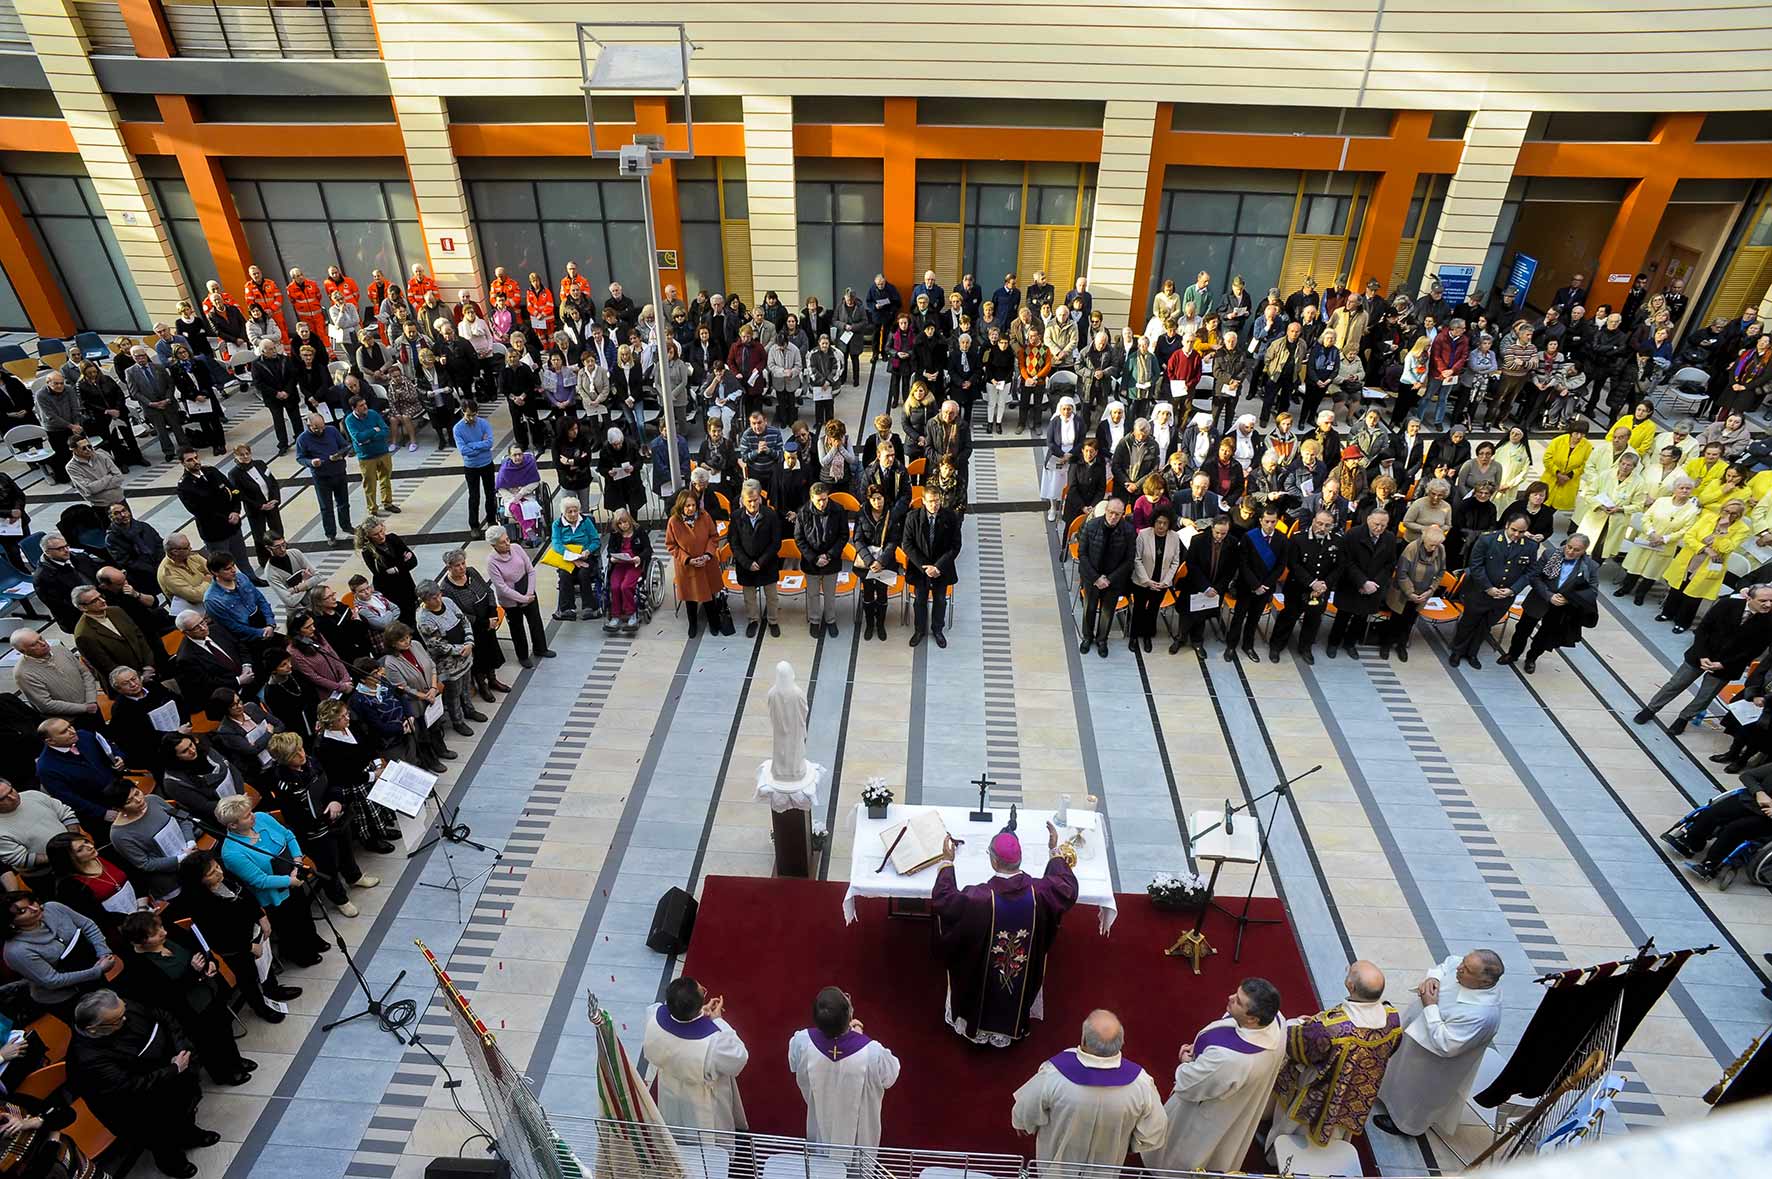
top-left (755, 761), bottom-right (824, 878)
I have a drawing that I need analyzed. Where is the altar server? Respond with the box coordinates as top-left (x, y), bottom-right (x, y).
top-left (1145, 978), bottom-right (1286, 1172)
top-left (643, 975), bottom-right (750, 1131)
top-left (1375, 949), bottom-right (1504, 1138)
top-left (787, 986), bottom-right (901, 1147)
top-left (1011, 1009), bottom-right (1167, 1171)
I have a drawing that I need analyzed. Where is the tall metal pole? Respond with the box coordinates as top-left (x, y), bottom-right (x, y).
top-left (636, 154), bottom-right (683, 492)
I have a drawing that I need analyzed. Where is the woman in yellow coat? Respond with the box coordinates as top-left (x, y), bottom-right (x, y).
top-left (1683, 440), bottom-right (1727, 496)
top-left (1573, 449), bottom-right (1648, 561)
top-left (1659, 498), bottom-right (1750, 630)
top-left (1540, 424), bottom-right (1592, 514)
top-left (1615, 475), bottom-right (1699, 605)
top-left (1696, 462), bottom-right (1748, 511)
top-left (1608, 402), bottom-right (1659, 458)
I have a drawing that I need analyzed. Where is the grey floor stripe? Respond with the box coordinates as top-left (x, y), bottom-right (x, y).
top-left (971, 450), bottom-right (1025, 803)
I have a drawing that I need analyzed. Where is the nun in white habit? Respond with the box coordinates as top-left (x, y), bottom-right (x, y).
top-left (1094, 399), bottom-right (1128, 458)
top-left (1150, 402), bottom-right (1178, 467)
top-left (1186, 412), bottom-right (1217, 471)
top-left (1042, 396), bottom-right (1082, 517)
top-left (1230, 413), bottom-right (1261, 467)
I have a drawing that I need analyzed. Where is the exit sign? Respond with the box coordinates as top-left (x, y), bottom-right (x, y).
top-left (656, 249), bottom-right (678, 269)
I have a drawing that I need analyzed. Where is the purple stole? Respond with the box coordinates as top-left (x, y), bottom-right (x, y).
top-left (806, 1028), bottom-right (871, 1062)
top-left (1048, 1049), bottom-right (1143, 1087)
top-left (1192, 1023), bottom-right (1267, 1056)
top-left (654, 1006), bottom-right (720, 1040)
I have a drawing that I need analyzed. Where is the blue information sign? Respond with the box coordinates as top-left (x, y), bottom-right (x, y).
top-left (1436, 264), bottom-right (1476, 304)
top-left (1506, 254), bottom-right (1539, 303)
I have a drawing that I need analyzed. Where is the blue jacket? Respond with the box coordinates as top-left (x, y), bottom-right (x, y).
top-left (650, 433), bottom-right (691, 483)
top-left (454, 416), bottom-right (495, 468)
top-left (218, 810), bottom-right (303, 907)
top-left (343, 408), bottom-right (392, 459)
top-left (349, 682), bottom-right (409, 740)
top-left (37, 731), bottom-right (120, 826)
top-left (551, 515), bottom-right (602, 559)
top-left (295, 425), bottom-right (350, 480)
top-left (204, 576), bottom-right (276, 643)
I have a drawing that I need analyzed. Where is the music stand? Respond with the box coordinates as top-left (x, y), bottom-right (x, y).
top-left (412, 787), bottom-right (502, 922)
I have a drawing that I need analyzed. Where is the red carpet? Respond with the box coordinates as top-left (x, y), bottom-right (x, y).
top-left (679, 877), bottom-right (1327, 1161)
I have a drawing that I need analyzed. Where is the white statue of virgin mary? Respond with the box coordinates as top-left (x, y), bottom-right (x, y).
top-left (767, 660), bottom-right (809, 781)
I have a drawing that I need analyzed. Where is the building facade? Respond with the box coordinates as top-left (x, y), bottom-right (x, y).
top-left (2, 0), bottom-right (1771, 339)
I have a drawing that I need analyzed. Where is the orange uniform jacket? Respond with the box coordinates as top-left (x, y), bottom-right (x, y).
top-left (244, 277), bottom-right (283, 316)
top-left (559, 274), bottom-right (591, 308)
top-left (324, 274), bottom-right (361, 309)
top-left (488, 275), bottom-right (522, 311)
top-left (526, 287), bottom-right (556, 337)
top-left (407, 273), bottom-right (439, 304)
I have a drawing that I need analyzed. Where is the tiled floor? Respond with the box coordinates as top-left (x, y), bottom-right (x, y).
top-left (3, 366), bottom-right (1768, 1177)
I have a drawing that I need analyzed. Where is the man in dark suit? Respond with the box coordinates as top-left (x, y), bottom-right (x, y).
top-left (69, 990), bottom-right (221, 1179)
top-left (171, 610), bottom-right (256, 703)
top-left (1327, 509), bottom-right (1399, 658)
top-left (903, 485), bottom-right (962, 649)
top-left (226, 442), bottom-right (284, 562)
top-left (1180, 515), bottom-right (1240, 654)
top-left (947, 332), bottom-right (982, 419)
top-left (96, 565), bottom-right (176, 639)
top-left (175, 449), bottom-right (252, 571)
top-left (865, 275), bottom-right (902, 357)
top-left (249, 337), bottom-right (300, 454)
top-left (1635, 583), bottom-right (1772, 735)
top-left (1268, 509), bottom-right (1342, 663)
top-left (1077, 498), bottom-right (1135, 658)
top-left (32, 532), bottom-right (104, 634)
top-left (1389, 418), bottom-right (1433, 486)
top-left (1500, 533), bottom-right (1601, 673)
top-left (1226, 506), bottom-right (1290, 662)
top-left (1450, 515), bottom-right (1538, 669)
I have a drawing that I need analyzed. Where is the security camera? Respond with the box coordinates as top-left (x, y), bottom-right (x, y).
top-left (618, 144), bottom-right (651, 176)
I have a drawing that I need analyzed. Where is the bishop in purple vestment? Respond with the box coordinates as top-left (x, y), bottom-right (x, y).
top-left (933, 822), bottom-right (1079, 1047)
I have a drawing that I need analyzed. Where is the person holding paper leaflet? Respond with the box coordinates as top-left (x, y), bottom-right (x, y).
top-left (369, 638), bottom-right (453, 772)
top-left (1181, 515), bottom-right (1239, 654)
top-left (107, 786), bottom-right (193, 900)
top-left (213, 795), bottom-right (328, 967)
top-left (1635, 583), bottom-right (1772, 734)
top-left (171, 851), bottom-right (302, 1022)
top-left (0, 893), bottom-right (115, 1018)
top-left (115, 911), bottom-right (253, 1085)
top-left (45, 832), bottom-right (137, 931)
top-left (266, 734), bottom-right (378, 918)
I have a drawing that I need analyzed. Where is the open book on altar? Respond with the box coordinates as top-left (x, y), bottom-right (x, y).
top-left (879, 810), bottom-right (950, 876)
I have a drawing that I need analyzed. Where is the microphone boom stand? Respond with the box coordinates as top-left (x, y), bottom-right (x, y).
top-left (1167, 764), bottom-right (1321, 967)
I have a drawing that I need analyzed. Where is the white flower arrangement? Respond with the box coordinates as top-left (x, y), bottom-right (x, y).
top-left (860, 778), bottom-right (895, 808)
top-left (1147, 871), bottom-right (1209, 905)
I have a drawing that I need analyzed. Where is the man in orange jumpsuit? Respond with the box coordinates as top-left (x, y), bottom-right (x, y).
top-left (286, 266), bottom-right (328, 350)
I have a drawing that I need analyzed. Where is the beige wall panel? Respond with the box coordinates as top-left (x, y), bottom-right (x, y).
top-left (1084, 99), bottom-right (1157, 328)
top-left (742, 95), bottom-right (797, 307)
top-left (1420, 109), bottom-right (1532, 290)
top-left (392, 95), bottom-right (482, 295)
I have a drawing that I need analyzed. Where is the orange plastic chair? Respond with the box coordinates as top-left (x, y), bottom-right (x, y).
top-left (829, 491), bottom-right (861, 513)
top-left (25, 1015), bottom-right (69, 1063)
top-left (906, 457), bottom-right (927, 482)
top-left (776, 540), bottom-right (806, 600)
top-left (16, 1061), bottom-right (64, 1100)
top-left (1418, 570), bottom-right (1464, 626)
top-left (161, 630), bottom-right (184, 658)
top-left (910, 485), bottom-right (925, 509)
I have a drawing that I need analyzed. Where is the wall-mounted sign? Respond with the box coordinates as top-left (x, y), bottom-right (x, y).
top-left (1606, 273), bottom-right (1631, 284)
top-left (439, 237), bottom-right (456, 253)
top-left (656, 250), bottom-right (679, 269)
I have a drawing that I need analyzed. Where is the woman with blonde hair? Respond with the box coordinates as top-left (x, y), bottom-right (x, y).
top-left (1659, 497), bottom-right (1751, 630)
top-left (1614, 475), bottom-right (1699, 606)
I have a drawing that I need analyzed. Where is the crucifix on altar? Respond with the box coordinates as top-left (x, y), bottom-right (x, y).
top-left (969, 773), bottom-right (996, 823)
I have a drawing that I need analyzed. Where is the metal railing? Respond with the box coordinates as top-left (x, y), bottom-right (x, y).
top-left (0, 0), bottom-right (29, 52)
top-left (149, 0), bottom-right (379, 59)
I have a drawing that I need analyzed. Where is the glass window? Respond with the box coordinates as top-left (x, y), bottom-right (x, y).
top-left (331, 222), bottom-right (402, 283)
top-left (677, 180), bottom-right (719, 223)
top-left (17, 176), bottom-right (81, 213)
top-left (259, 181), bottom-right (325, 220)
top-left (1029, 185), bottom-right (1076, 226)
top-left (0, 263), bottom-right (27, 331)
top-left (796, 182), bottom-right (833, 223)
top-left (470, 181), bottom-right (537, 220)
top-left (973, 227), bottom-right (1020, 296)
top-left (1238, 193), bottom-right (1295, 236)
top-left (393, 220), bottom-right (427, 279)
top-left (680, 222), bottom-right (725, 301)
top-left (155, 181), bottom-right (199, 221)
top-left (833, 182), bottom-right (881, 222)
top-left (38, 218), bottom-right (144, 331)
top-left (974, 185), bottom-right (1021, 227)
top-left (1299, 194), bottom-right (1348, 236)
top-left (599, 180), bottom-right (644, 221)
top-left (149, 178), bottom-right (219, 297)
top-left (242, 221), bottom-right (284, 283)
top-left (476, 222), bottom-right (547, 286)
top-left (796, 180), bottom-right (882, 303)
top-left (321, 182), bottom-right (388, 220)
top-left (797, 224), bottom-right (833, 312)
top-left (833, 224), bottom-right (882, 302)
top-left (604, 222), bottom-right (650, 297)
top-left (1177, 192), bottom-right (1238, 234)
top-left (1228, 236), bottom-right (1287, 298)
top-left (916, 182), bottom-right (961, 223)
top-left (536, 181), bottom-right (600, 221)
top-left (231, 182), bottom-right (266, 220)
top-left (383, 183), bottom-right (418, 222)
top-left (722, 178), bottom-right (748, 220)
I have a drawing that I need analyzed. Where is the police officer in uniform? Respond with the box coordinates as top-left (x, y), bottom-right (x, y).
top-left (1267, 508), bottom-right (1342, 664)
top-left (1449, 514), bottom-right (1539, 668)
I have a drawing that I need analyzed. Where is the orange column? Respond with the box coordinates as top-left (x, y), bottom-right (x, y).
top-left (0, 176), bottom-right (77, 337)
top-left (117, 0), bottom-right (174, 56)
top-left (1589, 114), bottom-right (1701, 314)
top-left (159, 99), bottom-right (253, 299)
top-left (882, 98), bottom-right (917, 294)
top-left (634, 98), bottom-right (684, 296)
top-left (1347, 166), bottom-right (1418, 293)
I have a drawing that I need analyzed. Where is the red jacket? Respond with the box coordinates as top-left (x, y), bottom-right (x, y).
top-left (1164, 347), bottom-right (1202, 390)
top-left (1429, 330), bottom-right (1470, 379)
top-left (727, 339), bottom-right (766, 387)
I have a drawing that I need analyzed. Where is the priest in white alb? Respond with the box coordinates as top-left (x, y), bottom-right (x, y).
top-left (1374, 948), bottom-right (1505, 1139)
top-left (1144, 978), bottom-right (1286, 1172)
top-left (643, 975), bottom-right (750, 1132)
top-left (1011, 1009), bottom-right (1167, 1173)
top-left (787, 986), bottom-right (901, 1147)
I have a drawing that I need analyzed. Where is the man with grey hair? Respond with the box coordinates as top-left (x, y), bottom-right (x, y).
top-left (1375, 949), bottom-right (1505, 1139)
top-left (158, 532), bottom-right (213, 614)
top-left (1011, 1008), bottom-right (1166, 1169)
top-left (70, 581), bottom-right (160, 684)
top-left (32, 368), bottom-right (84, 482)
top-left (69, 988), bottom-right (221, 1178)
top-left (1078, 497), bottom-right (1135, 657)
top-left (32, 531), bottom-right (103, 633)
top-left (124, 343), bottom-right (186, 462)
top-left (1500, 531), bottom-right (1600, 673)
top-left (65, 434), bottom-right (126, 508)
top-left (9, 628), bottom-right (99, 724)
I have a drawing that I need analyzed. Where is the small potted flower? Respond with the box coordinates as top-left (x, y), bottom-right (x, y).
top-left (861, 779), bottom-right (894, 820)
top-left (1147, 871), bottom-right (1209, 913)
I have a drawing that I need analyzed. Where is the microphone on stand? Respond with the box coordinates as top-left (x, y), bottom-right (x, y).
top-left (1223, 799), bottom-right (1235, 836)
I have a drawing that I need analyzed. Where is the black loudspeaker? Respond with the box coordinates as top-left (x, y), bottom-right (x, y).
top-left (425, 1158), bottom-right (509, 1179)
top-left (647, 886), bottom-right (698, 954)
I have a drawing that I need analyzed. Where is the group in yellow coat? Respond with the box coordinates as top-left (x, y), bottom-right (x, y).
top-left (1572, 450), bottom-right (1649, 560)
top-left (1539, 427), bottom-right (1593, 513)
top-left (1660, 499), bottom-right (1751, 628)
top-left (1615, 478), bottom-right (1700, 605)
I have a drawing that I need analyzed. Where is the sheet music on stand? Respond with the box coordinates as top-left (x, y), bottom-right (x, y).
top-left (368, 760), bottom-right (435, 817)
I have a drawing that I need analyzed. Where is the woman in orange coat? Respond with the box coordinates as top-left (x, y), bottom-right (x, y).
top-left (665, 488), bottom-right (727, 637)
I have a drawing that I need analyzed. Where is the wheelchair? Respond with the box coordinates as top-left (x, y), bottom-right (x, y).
top-left (1661, 789), bottom-right (1772, 891)
top-left (594, 540), bottom-right (667, 633)
top-left (500, 479), bottom-right (555, 549)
